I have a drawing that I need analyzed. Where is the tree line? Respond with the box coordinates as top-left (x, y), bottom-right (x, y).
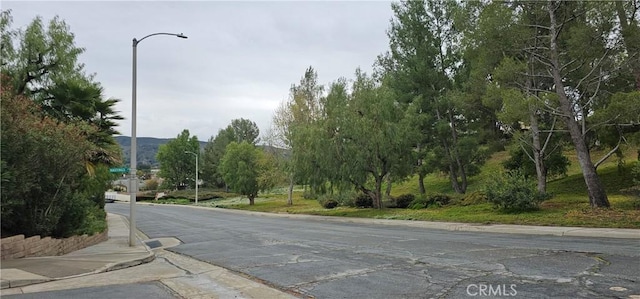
top-left (1, 11), bottom-right (122, 237)
top-left (149, 1), bottom-right (640, 210)
top-left (267, 0), bottom-right (639, 209)
top-left (158, 1), bottom-right (639, 209)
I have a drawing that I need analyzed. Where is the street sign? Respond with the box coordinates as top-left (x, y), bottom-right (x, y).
top-left (109, 167), bottom-right (130, 173)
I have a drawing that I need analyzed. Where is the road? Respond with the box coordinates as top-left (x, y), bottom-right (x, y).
top-left (107, 203), bottom-right (639, 298)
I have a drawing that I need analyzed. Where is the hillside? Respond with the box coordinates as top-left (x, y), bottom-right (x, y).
top-left (115, 136), bottom-right (287, 167)
top-left (115, 136), bottom-right (206, 167)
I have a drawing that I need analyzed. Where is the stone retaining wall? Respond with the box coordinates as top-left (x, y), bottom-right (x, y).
top-left (0, 229), bottom-right (108, 260)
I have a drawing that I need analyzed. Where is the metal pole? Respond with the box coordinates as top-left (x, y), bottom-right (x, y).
top-left (128, 32), bottom-right (186, 247)
top-left (195, 153), bottom-right (198, 204)
top-left (129, 38), bottom-right (138, 247)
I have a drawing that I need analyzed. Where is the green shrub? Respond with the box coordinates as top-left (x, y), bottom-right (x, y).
top-left (136, 194), bottom-right (156, 201)
top-left (485, 170), bottom-right (551, 212)
top-left (395, 194), bottom-right (415, 209)
top-left (461, 191), bottom-right (488, 206)
top-left (355, 193), bottom-right (373, 208)
top-left (408, 195), bottom-right (429, 209)
top-left (335, 192), bottom-right (356, 207)
top-left (427, 194), bottom-right (451, 206)
top-left (318, 195), bottom-right (339, 209)
top-left (408, 193), bottom-right (451, 209)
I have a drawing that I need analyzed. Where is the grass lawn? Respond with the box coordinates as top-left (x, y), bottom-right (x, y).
top-left (157, 148), bottom-right (640, 229)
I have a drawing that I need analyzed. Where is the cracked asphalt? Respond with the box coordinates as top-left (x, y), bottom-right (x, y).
top-left (108, 204), bottom-right (640, 298)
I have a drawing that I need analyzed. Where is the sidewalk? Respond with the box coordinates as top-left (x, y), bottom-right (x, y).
top-left (0, 214), bottom-right (154, 290)
top-left (0, 213), bottom-right (298, 299)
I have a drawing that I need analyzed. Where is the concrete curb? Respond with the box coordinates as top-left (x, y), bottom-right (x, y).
top-left (0, 214), bottom-right (157, 290)
top-left (0, 252), bottom-right (156, 290)
top-left (138, 202), bottom-right (640, 239)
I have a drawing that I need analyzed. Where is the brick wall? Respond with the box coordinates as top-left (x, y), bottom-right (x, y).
top-left (0, 229), bottom-right (108, 260)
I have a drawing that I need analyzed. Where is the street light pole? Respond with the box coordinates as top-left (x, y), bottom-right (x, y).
top-left (130, 32), bottom-right (187, 247)
top-left (185, 151), bottom-right (199, 204)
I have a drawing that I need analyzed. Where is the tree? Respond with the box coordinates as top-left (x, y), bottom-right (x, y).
top-left (156, 130), bottom-right (200, 190)
top-left (541, 1), bottom-right (612, 207)
top-left (378, 0), bottom-right (487, 194)
top-left (271, 66), bottom-right (324, 205)
top-left (327, 71), bottom-right (418, 208)
top-left (202, 127), bottom-right (235, 188)
top-left (219, 142), bottom-right (262, 205)
top-left (1, 11), bottom-right (122, 171)
top-left (0, 11), bottom-right (87, 100)
top-left (230, 118), bottom-right (260, 145)
top-left (0, 12), bottom-right (121, 238)
top-left (1, 87), bottom-right (94, 237)
top-left (202, 118), bottom-right (260, 188)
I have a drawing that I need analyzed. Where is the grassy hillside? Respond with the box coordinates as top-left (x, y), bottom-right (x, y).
top-left (157, 146), bottom-right (640, 228)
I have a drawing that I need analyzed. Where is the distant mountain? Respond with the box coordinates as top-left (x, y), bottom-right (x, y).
top-left (115, 136), bottom-right (206, 167)
top-left (115, 136), bottom-right (289, 167)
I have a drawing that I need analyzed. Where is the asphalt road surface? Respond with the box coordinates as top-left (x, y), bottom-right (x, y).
top-left (107, 203), bottom-right (640, 298)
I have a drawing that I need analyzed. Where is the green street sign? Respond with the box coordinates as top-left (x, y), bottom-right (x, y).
top-left (109, 167), bottom-right (130, 173)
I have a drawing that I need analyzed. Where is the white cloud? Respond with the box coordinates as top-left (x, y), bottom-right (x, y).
top-left (4, 0), bottom-right (393, 140)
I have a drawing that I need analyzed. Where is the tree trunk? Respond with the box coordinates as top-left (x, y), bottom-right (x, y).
top-left (448, 111), bottom-right (467, 194)
top-left (447, 161), bottom-right (462, 194)
top-left (249, 195), bottom-right (255, 206)
top-left (529, 109), bottom-right (547, 193)
top-left (385, 174), bottom-right (392, 198)
top-left (548, 1), bottom-right (609, 208)
top-left (418, 173), bottom-right (426, 194)
top-left (287, 174), bottom-right (294, 206)
top-left (374, 175), bottom-right (384, 209)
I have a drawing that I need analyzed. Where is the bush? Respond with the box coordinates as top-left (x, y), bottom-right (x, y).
top-left (395, 194), bottom-right (415, 209)
top-left (143, 179), bottom-right (159, 191)
top-left (485, 170), bottom-right (551, 212)
top-left (318, 195), bottom-right (339, 209)
top-left (428, 194), bottom-right (451, 206)
top-left (408, 193), bottom-right (452, 209)
top-left (355, 193), bottom-right (373, 208)
top-left (461, 191), bottom-right (488, 206)
top-left (335, 192), bottom-right (356, 207)
top-left (409, 196), bottom-right (430, 209)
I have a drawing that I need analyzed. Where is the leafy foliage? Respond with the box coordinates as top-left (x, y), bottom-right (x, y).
top-left (318, 196), bottom-right (339, 209)
top-left (202, 119), bottom-right (260, 188)
top-left (394, 194), bottom-right (415, 209)
top-left (1, 90), bottom-right (98, 237)
top-left (485, 170), bottom-right (552, 212)
top-left (156, 129), bottom-right (200, 190)
top-left (461, 191), bottom-right (488, 206)
top-left (354, 193), bottom-right (373, 208)
top-left (503, 145), bottom-right (570, 180)
top-left (219, 142), bottom-right (262, 205)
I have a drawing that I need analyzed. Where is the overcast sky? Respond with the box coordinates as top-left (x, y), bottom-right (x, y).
top-left (5, 1), bottom-right (393, 140)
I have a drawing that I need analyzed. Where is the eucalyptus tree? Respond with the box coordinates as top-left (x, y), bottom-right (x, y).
top-left (274, 67), bottom-right (325, 203)
top-left (322, 71), bottom-right (418, 208)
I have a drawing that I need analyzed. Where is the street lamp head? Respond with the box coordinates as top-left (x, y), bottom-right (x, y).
top-left (177, 33), bottom-right (188, 39)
